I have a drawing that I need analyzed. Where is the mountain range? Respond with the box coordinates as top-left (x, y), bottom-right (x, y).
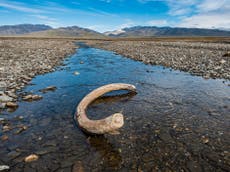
top-left (0, 24), bottom-right (230, 38)
top-left (105, 26), bottom-right (230, 37)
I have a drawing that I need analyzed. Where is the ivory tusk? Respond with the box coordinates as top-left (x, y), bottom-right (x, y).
top-left (75, 83), bottom-right (136, 134)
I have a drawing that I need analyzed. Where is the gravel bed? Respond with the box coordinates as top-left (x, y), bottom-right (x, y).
top-left (0, 38), bottom-right (76, 107)
top-left (88, 40), bottom-right (230, 80)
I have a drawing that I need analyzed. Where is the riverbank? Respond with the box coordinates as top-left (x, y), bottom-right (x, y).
top-left (87, 40), bottom-right (230, 80)
top-left (0, 38), bottom-right (76, 109)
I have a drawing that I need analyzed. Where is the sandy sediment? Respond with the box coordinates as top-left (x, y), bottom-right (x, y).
top-left (88, 40), bottom-right (230, 80)
top-left (0, 38), bottom-right (76, 107)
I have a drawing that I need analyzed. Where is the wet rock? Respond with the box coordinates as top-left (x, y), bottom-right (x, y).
top-left (1, 135), bottom-right (9, 141)
top-left (22, 95), bottom-right (32, 100)
top-left (24, 154), bottom-right (39, 162)
top-left (6, 102), bottom-right (18, 108)
top-left (31, 95), bottom-right (42, 100)
top-left (7, 151), bottom-right (21, 160)
top-left (15, 126), bottom-right (28, 134)
top-left (35, 147), bottom-right (56, 155)
top-left (2, 125), bottom-right (11, 132)
top-left (39, 86), bottom-right (57, 93)
top-left (74, 71), bottom-right (80, 75)
top-left (0, 165), bottom-right (10, 171)
top-left (23, 94), bottom-right (42, 101)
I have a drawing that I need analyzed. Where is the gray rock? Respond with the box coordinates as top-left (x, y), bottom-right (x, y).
top-left (0, 103), bottom-right (6, 109)
top-left (7, 151), bottom-right (21, 160)
top-left (0, 94), bottom-right (13, 102)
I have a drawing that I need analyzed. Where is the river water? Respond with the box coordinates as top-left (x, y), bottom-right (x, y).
top-left (0, 44), bottom-right (230, 171)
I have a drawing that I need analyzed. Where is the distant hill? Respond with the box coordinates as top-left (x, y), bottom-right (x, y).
top-left (0, 24), bottom-right (52, 35)
top-left (104, 26), bottom-right (230, 37)
top-left (1, 24), bottom-right (230, 38)
top-left (25, 26), bottom-right (105, 38)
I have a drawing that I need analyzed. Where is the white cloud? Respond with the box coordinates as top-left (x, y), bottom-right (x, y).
top-left (30, 15), bottom-right (61, 28)
top-left (100, 0), bottom-right (112, 3)
top-left (147, 19), bottom-right (168, 26)
top-left (197, 0), bottom-right (228, 12)
top-left (0, 1), bottom-right (43, 13)
top-left (177, 0), bottom-right (230, 29)
top-left (178, 12), bottom-right (230, 29)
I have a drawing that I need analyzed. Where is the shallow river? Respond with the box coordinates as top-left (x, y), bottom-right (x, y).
top-left (0, 43), bottom-right (230, 172)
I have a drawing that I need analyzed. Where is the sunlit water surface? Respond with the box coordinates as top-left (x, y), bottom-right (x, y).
top-left (0, 43), bottom-right (230, 172)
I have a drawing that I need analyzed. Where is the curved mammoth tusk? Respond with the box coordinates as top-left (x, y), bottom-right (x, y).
top-left (75, 83), bottom-right (136, 134)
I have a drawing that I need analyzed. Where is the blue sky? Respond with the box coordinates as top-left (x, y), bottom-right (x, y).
top-left (0, 0), bottom-right (229, 32)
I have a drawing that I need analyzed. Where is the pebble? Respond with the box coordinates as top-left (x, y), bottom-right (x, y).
top-left (0, 94), bottom-right (13, 102)
top-left (0, 165), bottom-right (10, 171)
top-left (74, 71), bottom-right (80, 75)
top-left (39, 86), bottom-right (57, 93)
top-left (1, 135), bottom-right (9, 141)
top-left (3, 125), bottom-right (11, 132)
top-left (0, 103), bottom-right (6, 109)
top-left (201, 136), bottom-right (209, 144)
top-left (90, 41), bottom-right (230, 80)
top-left (6, 102), bottom-right (18, 108)
top-left (15, 126), bottom-right (28, 134)
top-left (24, 154), bottom-right (39, 162)
top-left (23, 94), bottom-right (42, 101)
top-left (7, 151), bottom-right (21, 159)
top-left (0, 39), bottom-right (76, 96)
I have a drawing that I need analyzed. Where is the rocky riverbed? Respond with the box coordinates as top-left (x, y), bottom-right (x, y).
top-left (88, 40), bottom-right (230, 80)
top-left (0, 38), bottom-right (76, 109)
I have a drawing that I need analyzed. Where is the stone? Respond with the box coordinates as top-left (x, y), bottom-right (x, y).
top-left (0, 103), bottom-right (6, 109)
top-left (222, 51), bottom-right (230, 57)
top-left (15, 126), bottom-right (28, 134)
top-left (6, 102), bottom-right (18, 108)
top-left (31, 95), bottom-right (42, 100)
top-left (0, 94), bottom-right (13, 102)
top-left (23, 94), bottom-right (42, 101)
top-left (0, 165), bottom-right (10, 171)
top-left (3, 125), bottom-right (11, 132)
top-left (72, 161), bottom-right (84, 172)
top-left (73, 71), bottom-right (80, 75)
top-left (22, 95), bottom-right (32, 100)
top-left (220, 59), bottom-right (226, 64)
top-left (1, 135), bottom-right (9, 141)
top-left (201, 136), bottom-right (209, 144)
top-left (39, 86), bottom-right (57, 93)
top-left (7, 151), bottom-right (21, 159)
top-left (24, 154), bottom-right (39, 162)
